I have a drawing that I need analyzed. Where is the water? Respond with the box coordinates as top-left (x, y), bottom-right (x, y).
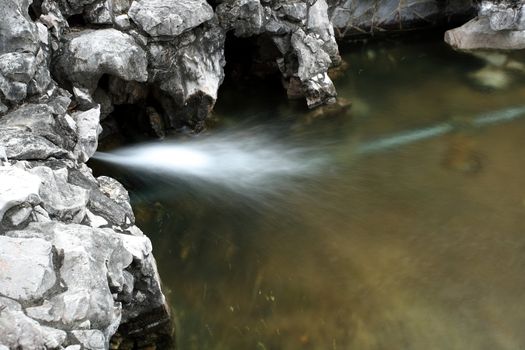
top-left (93, 37), bottom-right (525, 350)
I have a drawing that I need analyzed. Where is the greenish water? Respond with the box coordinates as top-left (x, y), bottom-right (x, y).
top-left (97, 38), bottom-right (525, 350)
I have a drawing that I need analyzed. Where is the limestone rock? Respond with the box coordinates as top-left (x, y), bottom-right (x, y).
top-left (148, 20), bottom-right (226, 130)
top-left (0, 128), bottom-right (69, 160)
top-left (0, 302), bottom-right (67, 349)
top-left (128, 0), bottom-right (214, 37)
top-left (6, 221), bottom-right (169, 346)
top-left (479, 0), bottom-right (525, 31)
top-left (329, 0), bottom-right (475, 38)
top-left (445, 16), bottom-right (525, 50)
top-left (29, 166), bottom-right (90, 223)
top-left (72, 106), bottom-right (102, 162)
top-left (0, 236), bottom-right (56, 301)
top-left (54, 29), bottom-right (148, 91)
top-left (0, 166), bottom-right (41, 221)
top-left (72, 330), bottom-right (106, 350)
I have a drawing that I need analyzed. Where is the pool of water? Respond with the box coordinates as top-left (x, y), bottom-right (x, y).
top-left (95, 36), bottom-right (525, 350)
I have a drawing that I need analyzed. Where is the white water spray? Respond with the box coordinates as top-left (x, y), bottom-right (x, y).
top-left (93, 105), bottom-right (525, 189)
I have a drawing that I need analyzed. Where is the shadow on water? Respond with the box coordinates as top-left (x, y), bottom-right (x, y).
top-left (92, 36), bottom-right (525, 350)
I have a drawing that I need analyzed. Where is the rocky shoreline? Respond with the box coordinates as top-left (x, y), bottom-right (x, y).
top-left (0, 0), bottom-right (523, 349)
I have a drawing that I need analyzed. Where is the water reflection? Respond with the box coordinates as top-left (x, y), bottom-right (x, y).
top-left (94, 38), bottom-right (525, 350)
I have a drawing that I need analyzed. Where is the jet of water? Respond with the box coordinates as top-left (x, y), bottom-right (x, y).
top-left (94, 129), bottom-right (331, 190)
top-left (93, 105), bottom-right (525, 190)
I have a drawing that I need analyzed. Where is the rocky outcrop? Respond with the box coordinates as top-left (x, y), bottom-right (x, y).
top-left (445, 0), bottom-right (525, 50)
top-left (0, 99), bottom-right (171, 349)
top-left (0, 0), bottom-right (171, 345)
top-left (216, 0), bottom-right (340, 107)
top-left (329, 0), bottom-right (476, 38)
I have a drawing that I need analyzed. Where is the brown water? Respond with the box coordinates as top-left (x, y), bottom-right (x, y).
top-left (97, 37), bottom-right (525, 350)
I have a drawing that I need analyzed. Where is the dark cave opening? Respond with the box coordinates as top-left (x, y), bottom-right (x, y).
top-left (222, 32), bottom-right (283, 87)
top-left (66, 13), bottom-right (87, 27)
top-left (28, 0), bottom-right (43, 21)
top-left (214, 32), bottom-right (296, 117)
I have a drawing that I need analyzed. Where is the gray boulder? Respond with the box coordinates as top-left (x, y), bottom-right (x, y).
top-left (445, 16), bottom-right (525, 50)
top-left (445, 0), bottom-right (525, 51)
top-left (54, 29), bottom-right (148, 91)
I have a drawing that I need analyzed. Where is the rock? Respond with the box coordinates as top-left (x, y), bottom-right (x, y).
top-left (5, 205), bottom-right (34, 227)
top-left (479, 0), bottom-right (525, 31)
top-left (0, 305), bottom-right (67, 349)
top-left (329, 0), bottom-right (475, 38)
top-left (13, 222), bottom-right (131, 338)
top-left (469, 65), bottom-right (512, 90)
top-left (0, 236), bottom-right (56, 301)
top-left (6, 221), bottom-right (170, 346)
top-left (445, 16), bottom-right (525, 50)
top-left (97, 176), bottom-right (135, 222)
top-left (128, 0), bottom-right (214, 37)
top-left (54, 29), bottom-right (148, 91)
top-left (72, 330), bottom-right (106, 350)
top-left (68, 168), bottom-right (135, 227)
top-left (216, 0), bottom-right (267, 36)
top-left (445, 1), bottom-right (525, 51)
top-left (148, 20), bottom-right (226, 130)
top-left (0, 0), bottom-right (52, 105)
top-left (72, 106), bottom-right (102, 162)
top-left (217, 0), bottom-right (339, 109)
top-left (29, 166), bottom-right (90, 223)
top-left (0, 127), bottom-right (69, 160)
top-left (0, 166), bottom-right (41, 221)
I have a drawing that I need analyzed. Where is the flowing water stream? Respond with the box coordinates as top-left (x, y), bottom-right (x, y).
top-left (93, 37), bottom-right (525, 350)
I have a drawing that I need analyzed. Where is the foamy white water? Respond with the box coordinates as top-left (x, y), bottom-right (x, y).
top-left (93, 105), bottom-right (525, 190)
top-left (94, 131), bottom-right (330, 189)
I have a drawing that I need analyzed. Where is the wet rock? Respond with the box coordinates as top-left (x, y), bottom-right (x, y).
top-left (0, 236), bottom-right (56, 301)
top-left (128, 0), bottom-right (214, 37)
